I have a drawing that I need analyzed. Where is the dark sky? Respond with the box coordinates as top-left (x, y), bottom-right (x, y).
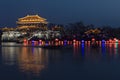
top-left (0, 0), bottom-right (120, 27)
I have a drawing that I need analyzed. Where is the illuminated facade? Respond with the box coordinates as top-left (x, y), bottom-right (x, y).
top-left (16, 15), bottom-right (48, 31)
top-left (85, 29), bottom-right (101, 34)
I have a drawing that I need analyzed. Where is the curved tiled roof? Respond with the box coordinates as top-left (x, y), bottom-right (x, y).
top-left (17, 15), bottom-right (48, 24)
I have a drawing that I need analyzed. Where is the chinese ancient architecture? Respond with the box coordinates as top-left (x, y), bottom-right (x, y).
top-left (16, 15), bottom-right (48, 31)
top-left (85, 29), bottom-right (101, 34)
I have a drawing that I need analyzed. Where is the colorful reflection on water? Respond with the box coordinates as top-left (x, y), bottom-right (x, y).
top-left (1, 42), bottom-right (120, 79)
top-left (18, 47), bottom-right (48, 75)
top-left (1, 44), bottom-right (49, 76)
top-left (72, 41), bottom-right (120, 61)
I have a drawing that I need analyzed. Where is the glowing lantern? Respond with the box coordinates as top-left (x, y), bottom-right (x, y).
top-left (109, 39), bottom-right (112, 43)
top-left (39, 40), bottom-right (42, 42)
top-left (55, 38), bottom-right (59, 41)
top-left (24, 39), bottom-right (27, 43)
top-left (114, 38), bottom-right (116, 41)
top-left (92, 38), bottom-right (95, 41)
top-left (73, 39), bottom-right (76, 43)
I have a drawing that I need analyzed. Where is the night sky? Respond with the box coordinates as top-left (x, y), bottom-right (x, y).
top-left (0, 0), bottom-right (120, 27)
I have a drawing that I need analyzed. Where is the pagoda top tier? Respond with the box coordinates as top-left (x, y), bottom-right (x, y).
top-left (17, 15), bottom-right (48, 24)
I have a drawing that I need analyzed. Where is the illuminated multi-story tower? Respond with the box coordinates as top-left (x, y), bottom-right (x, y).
top-left (16, 15), bottom-right (48, 31)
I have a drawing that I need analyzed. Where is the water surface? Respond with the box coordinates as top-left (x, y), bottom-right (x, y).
top-left (0, 42), bottom-right (120, 80)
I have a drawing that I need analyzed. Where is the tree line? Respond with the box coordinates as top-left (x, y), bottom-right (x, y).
top-left (48, 21), bottom-right (120, 40)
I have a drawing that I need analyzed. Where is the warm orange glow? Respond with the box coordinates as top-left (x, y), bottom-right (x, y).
top-left (85, 29), bottom-right (101, 34)
top-left (18, 47), bottom-right (48, 75)
top-left (109, 39), bottom-right (112, 43)
top-left (24, 39), bottom-right (27, 42)
top-left (17, 15), bottom-right (48, 24)
top-left (61, 41), bottom-right (64, 45)
top-left (16, 15), bottom-right (48, 31)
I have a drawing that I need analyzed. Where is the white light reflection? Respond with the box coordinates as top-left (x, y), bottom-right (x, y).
top-left (114, 43), bottom-right (118, 58)
top-left (2, 46), bottom-right (19, 65)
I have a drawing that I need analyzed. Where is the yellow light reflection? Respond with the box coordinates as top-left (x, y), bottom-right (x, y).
top-left (18, 47), bottom-right (48, 75)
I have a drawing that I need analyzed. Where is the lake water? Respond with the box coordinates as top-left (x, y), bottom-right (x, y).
top-left (0, 42), bottom-right (120, 80)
